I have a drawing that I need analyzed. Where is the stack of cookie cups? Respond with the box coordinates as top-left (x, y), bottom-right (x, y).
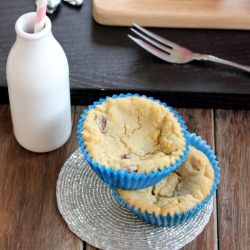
top-left (77, 93), bottom-right (220, 227)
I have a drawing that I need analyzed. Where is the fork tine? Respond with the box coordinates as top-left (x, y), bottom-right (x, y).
top-left (128, 35), bottom-right (174, 63)
top-left (130, 28), bottom-right (172, 54)
top-left (132, 23), bottom-right (179, 48)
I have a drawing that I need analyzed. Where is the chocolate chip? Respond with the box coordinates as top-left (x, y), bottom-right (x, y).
top-left (151, 186), bottom-right (156, 195)
top-left (121, 154), bottom-right (133, 160)
top-left (121, 154), bottom-right (127, 159)
top-left (100, 115), bottom-right (107, 134)
top-left (121, 165), bottom-right (137, 173)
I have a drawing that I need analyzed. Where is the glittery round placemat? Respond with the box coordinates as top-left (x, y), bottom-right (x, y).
top-left (56, 148), bottom-right (213, 250)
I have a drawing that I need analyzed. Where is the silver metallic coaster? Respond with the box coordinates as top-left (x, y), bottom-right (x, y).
top-left (56, 148), bottom-right (213, 250)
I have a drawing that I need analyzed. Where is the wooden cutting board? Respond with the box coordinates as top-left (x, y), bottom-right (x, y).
top-left (93, 0), bottom-right (250, 29)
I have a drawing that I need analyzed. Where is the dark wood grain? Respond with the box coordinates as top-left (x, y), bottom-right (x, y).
top-left (0, 1), bottom-right (250, 108)
top-left (0, 105), bottom-right (83, 250)
top-left (215, 110), bottom-right (250, 250)
top-left (85, 244), bottom-right (98, 250)
top-left (178, 109), bottom-right (217, 250)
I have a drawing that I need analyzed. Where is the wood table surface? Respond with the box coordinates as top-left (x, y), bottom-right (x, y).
top-left (0, 105), bottom-right (249, 250)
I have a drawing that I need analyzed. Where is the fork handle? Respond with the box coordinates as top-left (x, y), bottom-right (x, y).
top-left (193, 53), bottom-right (250, 73)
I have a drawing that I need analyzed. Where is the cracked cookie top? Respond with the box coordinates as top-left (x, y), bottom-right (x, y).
top-left (117, 146), bottom-right (215, 215)
top-left (82, 96), bottom-right (186, 174)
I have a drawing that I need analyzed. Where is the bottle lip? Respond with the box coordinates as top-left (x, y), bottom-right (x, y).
top-left (15, 12), bottom-right (51, 40)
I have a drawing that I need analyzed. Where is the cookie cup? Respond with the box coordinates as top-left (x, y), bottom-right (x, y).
top-left (77, 93), bottom-right (190, 189)
top-left (112, 133), bottom-right (220, 226)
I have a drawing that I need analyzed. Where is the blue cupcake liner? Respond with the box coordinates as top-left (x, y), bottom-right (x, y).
top-left (112, 133), bottom-right (220, 227)
top-left (77, 93), bottom-right (190, 189)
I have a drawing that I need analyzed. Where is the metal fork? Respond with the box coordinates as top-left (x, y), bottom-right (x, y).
top-left (128, 23), bottom-right (250, 73)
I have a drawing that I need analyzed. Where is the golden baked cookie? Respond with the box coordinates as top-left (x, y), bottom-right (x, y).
top-left (117, 146), bottom-right (215, 215)
top-left (82, 96), bottom-right (187, 174)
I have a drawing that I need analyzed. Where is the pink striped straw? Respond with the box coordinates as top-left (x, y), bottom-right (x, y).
top-left (34, 0), bottom-right (47, 33)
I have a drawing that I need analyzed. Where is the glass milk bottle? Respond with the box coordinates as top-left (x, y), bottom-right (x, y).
top-left (6, 12), bottom-right (72, 152)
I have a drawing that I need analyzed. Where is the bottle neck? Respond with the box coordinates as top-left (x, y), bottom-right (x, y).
top-left (15, 12), bottom-right (52, 42)
top-left (16, 30), bottom-right (53, 45)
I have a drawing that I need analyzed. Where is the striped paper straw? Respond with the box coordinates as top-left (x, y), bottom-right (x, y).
top-left (34, 0), bottom-right (47, 33)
